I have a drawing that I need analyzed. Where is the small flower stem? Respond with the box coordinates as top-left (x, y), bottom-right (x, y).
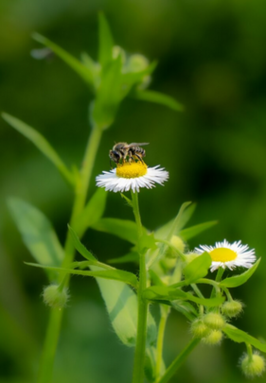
top-left (131, 191), bottom-right (148, 383)
top-left (246, 343), bottom-right (253, 359)
top-left (37, 124), bottom-right (103, 383)
top-left (156, 338), bottom-right (200, 383)
top-left (155, 305), bottom-right (170, 379)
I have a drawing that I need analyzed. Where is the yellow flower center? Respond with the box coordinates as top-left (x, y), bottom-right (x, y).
top-left (210, 248), bottom-right (237, 263)
top-left (116, 162), bottom-right (148, 178)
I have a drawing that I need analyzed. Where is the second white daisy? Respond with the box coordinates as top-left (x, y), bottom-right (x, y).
top-left (96, 161), bottom-right (169, 193)
top-left (195, 239), bottom-right (256, 272)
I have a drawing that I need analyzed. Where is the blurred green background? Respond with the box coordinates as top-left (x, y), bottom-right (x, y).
top-left (1, 0), bottom-right (266, 382)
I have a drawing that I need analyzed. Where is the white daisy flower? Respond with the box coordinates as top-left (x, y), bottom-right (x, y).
top-left (96, 161), bottom-right (169, 193)
top-left (195, 239), bottom-right (256, 272)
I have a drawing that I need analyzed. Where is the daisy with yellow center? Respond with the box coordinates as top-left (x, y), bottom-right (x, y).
top-left (96, 161), bottom-right (169, 193)
top-left (195, 240), bottom-right (256, 272)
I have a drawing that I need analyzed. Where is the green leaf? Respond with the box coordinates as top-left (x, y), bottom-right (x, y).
top-left (92, 54), bottom-right (122, 130)
top-left (80, 52), bottom-right (100, 89)
top-left (8, 198), bottom-right (64, 280)
top-left (155, 202), bottom-right (195, 240)
top-left (171, 301), bottom-right (198, 321)
top-left (139, 232), bottom-right (157, 252)
top-left (98, 13), bottom-right (114, 68)
top-left (32, 33), bottom-right (94, 87)
top-left (145, 346), bottom-right (165, 382)
top-left (27, 263), bottom-right (138, 288)
top-left (132, 90), bottom-right (184, 112)
top-left (2, 113), bottom-right (74, 185)
top-left (77, 188), bottom-right (107, 233)
top-left (223, 324), bottom-right (266, 353)
top-left (91, 266), bottom-right (157, 348)
top-left (68, 226), bottom-right (97, 261)
top-left (143, 285), bottom-right (224, 307)
top-left (120, 193), bottom-right (133, 207)
top-left (122, 61), bottom-right (157, 97)
top-left (91, 218), bottom-right (138, 244)
top-left (108, 251), bottom-right (139, 264)
top-left (180, 221), bottom-right (218, 241)
top-left (220, 259), bottom-right (261, 288)
top-left (183, 252), bottom-right (212, 283)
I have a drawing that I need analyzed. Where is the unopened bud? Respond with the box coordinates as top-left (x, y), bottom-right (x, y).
top-left (202, 330), bottom-right (223, 345)
top-left (43, 284), bottom-right (69, 309)
top-left (222, 300), bottom-right (243, 318)
top-left (170, 236), bottom-right (185, 253)
top-left (112, 45), bottom-right (126, 64)
top-left (240, 352), bottom-right (265, 378)
top-left (203, 312), bottom-right (225, 330)
top-left (190, 319), bottom-right (211, 339)
top-left (127, 54), bottom-right (149, 72)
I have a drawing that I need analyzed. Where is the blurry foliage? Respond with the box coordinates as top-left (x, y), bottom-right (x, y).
top-left (1, 1), bottom-right (266, 382)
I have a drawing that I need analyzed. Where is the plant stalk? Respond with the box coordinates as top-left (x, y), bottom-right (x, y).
top-left (37, 124), bottom-right (103, 383)
top-left (156, 338), bottom-right (200, 383)
top-left (131, 191), bottom-right (148, 383)
top-left (155, 305), bottom-right (170, 379)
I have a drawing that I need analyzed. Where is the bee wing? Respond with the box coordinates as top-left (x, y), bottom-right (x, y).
top-left (126, 142), bottom-right (149, 148)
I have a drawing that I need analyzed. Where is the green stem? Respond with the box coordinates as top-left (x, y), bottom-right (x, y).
top-left (131, 191), bottom-right (148, 383)
top-left (155, 305), bottom-right (170, 379)
top-left (156, 338), bottom-right (200, 383)
top-left (37, 125), bottom-right (103, 383)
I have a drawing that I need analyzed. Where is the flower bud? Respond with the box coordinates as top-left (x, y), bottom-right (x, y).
top-left (190, 319), bottom-right (211, 339)
top-left (240, 352), bottom-right (265, 378)
top-left (202, 330), bottom-right (223, 345)
top-left (43, 284), bottom-right (69, 309)
top-left (203, 312), bottom-right (225, 330)
top-left (112, 45), bottom-right (126, 64)
top-left (221, 300), bottom-right (243, 318)
top-left (170, 235), bottom-right (185, 253)
top-left (127, 54), bottom-right (149, 72)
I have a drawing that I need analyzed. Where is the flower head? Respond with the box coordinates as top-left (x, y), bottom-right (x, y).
top-left (195, 239), bottom-right (256, 272)
top-left (96, 161), bottom-right (169, 193)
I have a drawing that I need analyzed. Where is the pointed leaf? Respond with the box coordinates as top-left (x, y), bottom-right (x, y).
top-left (68, 226), bottom-right (97, 261)
top-left (27, 263), bottom-right (138, 287)
top-left (91, 266), bottom-right (157, 348)
top-left (132, 90), bottom-right (184, 112)
top-left (122, 61), bottom-right (157, 97)
top-left (77, 188), bottom-right (107, 233)
top-left (32, 33), bottom-right (94, 87)
top-left (98, 13), bottom-right (114, 68)
top-left (155, 202), bottom-right (195, 240)
top-left (143, 285), bottom-right (224, 307)
top-left (80, 52), bottom-right (100, 89)
top-left (2, 113), bottom-right (74, 185)
top-left (220, 259), bottom-right (261, 288)
top-left (91, 218), bottom-right (138, 244)
top-left (180, 221), bottom-right (218, 241)
top-left (120, 193), bottom-right (133, 207)
top-left (172, 301), bottom-right (198, 321)
top-left (92, 54), bottom-right (122, 130)
top-left (223, 324), bottom-right (266, 352)
top-left (108, 251), bottom-right (139, 264)
top-left (8, 199), bottom-right (64, 280)
top-left (183, 252), bottom-right (212, 283)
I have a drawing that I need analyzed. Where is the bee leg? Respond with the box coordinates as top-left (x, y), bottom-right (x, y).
top-left (135, 154), bottom-right (143, 163)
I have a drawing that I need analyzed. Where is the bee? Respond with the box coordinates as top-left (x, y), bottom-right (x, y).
top-left (109, 142), bottom-right (149, 165)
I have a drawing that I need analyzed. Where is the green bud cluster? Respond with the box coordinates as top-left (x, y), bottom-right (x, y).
top-left (43, 284), bottom-right (69, 309)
